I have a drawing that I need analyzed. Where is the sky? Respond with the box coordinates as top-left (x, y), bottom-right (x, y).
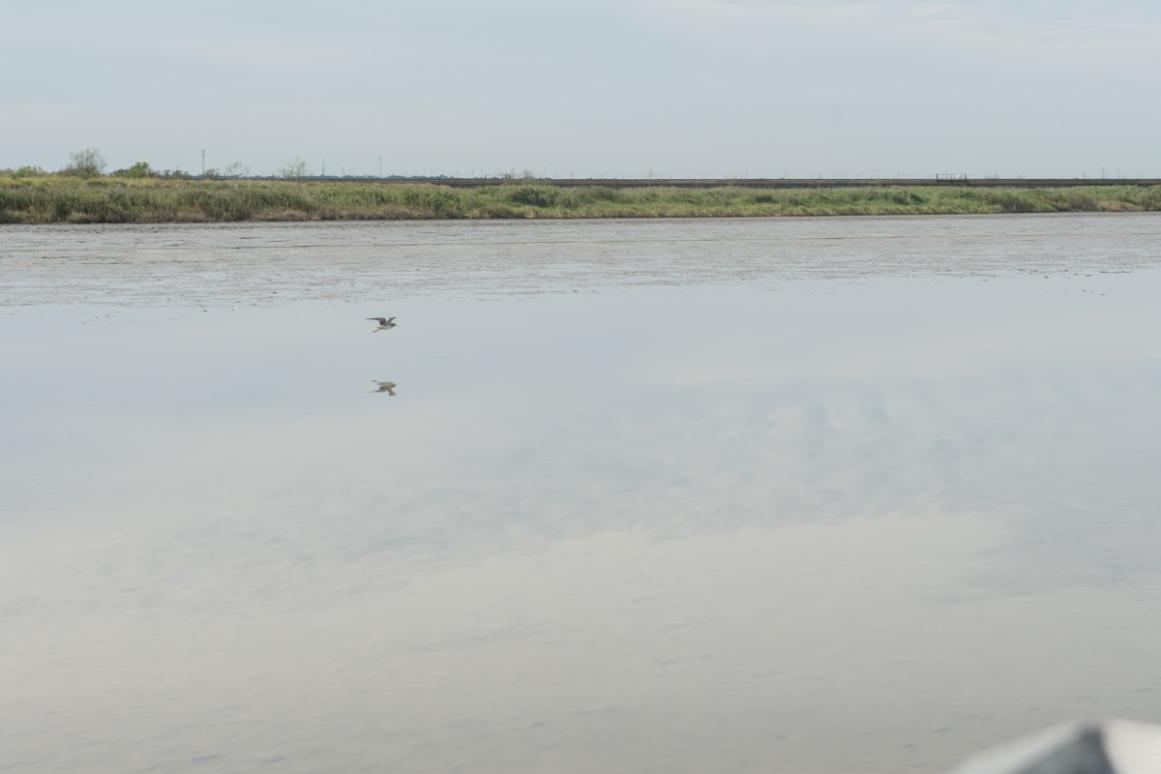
top-left (3, 0), bottom-right (1160, 178)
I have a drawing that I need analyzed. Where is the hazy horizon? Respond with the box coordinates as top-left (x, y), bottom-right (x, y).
top-left (6, 0), bottom-right (1161, 179)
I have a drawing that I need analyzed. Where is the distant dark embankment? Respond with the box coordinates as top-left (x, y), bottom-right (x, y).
top-left (3, 176), bottom-right (1161, 223)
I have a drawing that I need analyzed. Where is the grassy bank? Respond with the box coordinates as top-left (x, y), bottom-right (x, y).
top-left (3, 174), bottom-right (1161, 223)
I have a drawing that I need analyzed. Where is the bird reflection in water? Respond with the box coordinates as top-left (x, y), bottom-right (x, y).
top-left (372, 380), bottom-right (397, 396)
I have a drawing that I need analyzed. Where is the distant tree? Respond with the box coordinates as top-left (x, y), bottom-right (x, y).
top-left (112, 161), bottom-right (157, 178)
top-left (222, 161), bottom-right (250, 178)
top-left (278, 158), bottom-right (310, 178)
top-left (63, 147), bottom-right (107, 177)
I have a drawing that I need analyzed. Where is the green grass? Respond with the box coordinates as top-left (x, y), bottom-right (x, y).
top-left (3, 174), bottom-right (1161, 224)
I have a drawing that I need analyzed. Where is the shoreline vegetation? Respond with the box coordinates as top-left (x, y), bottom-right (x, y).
top-left (3, 174), bottom-right (1161, 224)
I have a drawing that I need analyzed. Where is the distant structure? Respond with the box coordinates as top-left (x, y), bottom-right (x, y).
top-left (936, 172), bottom-right (969, 182)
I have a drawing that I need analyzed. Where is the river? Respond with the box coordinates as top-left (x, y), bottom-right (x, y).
top-left (2, 214), bottom-right (1160, 773)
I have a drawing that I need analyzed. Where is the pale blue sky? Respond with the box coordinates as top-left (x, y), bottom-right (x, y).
top-left (4, 0), bottom-right (1159, 177)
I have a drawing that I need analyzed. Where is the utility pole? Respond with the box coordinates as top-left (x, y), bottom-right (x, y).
top-left (379, 156), bottom-right (383, 178)
top-left (201, 149), bottom-right (206, 176)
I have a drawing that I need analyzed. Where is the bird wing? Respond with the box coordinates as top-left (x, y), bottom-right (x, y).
top-left (386, 317), bottom-right (396, 323)
top-left (366, 317), bottom-right (387, 324)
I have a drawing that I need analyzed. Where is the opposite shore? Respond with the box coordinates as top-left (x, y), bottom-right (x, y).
top-left (3, 175), bottom-right (1160, 224)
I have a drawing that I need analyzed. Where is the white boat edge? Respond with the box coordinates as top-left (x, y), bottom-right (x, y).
top-left (950, 719), bottom-right (1161, 774)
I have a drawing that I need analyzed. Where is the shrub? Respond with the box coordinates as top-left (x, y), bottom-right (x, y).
top-left (113, 161), bottom-right (157, 178)
top-left (507, 185), bottom-right (560, 207)
top-left (8, 165), bottom-right (47, 178)
top-left (62, 147), bottom-right (106, 177)
top-left (278, 158), bottom-right (311, 178)
top-left (222, 161), bottom-right (250, 178)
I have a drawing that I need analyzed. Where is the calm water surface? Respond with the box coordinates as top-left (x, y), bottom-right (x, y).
top-left (3, 215), bottom-right (1161, 774)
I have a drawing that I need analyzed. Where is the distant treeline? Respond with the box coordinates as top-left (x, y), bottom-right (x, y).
top-left (250, 176), bottom-right (1161, 190)
top-left (3, 173), bottom-right (1161, 224)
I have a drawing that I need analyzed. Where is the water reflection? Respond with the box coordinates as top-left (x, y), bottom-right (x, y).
top-left (2, 217), bottom-right (1161, 774)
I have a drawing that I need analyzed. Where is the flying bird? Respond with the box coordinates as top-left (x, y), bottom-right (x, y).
top-left (368, 316), bottom-right (397, 332)
top-left (372, 380), bottom-right (397, 396)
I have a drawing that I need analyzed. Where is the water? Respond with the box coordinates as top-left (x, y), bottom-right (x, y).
top-left (2, 214), bottom-right (1161, 774)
